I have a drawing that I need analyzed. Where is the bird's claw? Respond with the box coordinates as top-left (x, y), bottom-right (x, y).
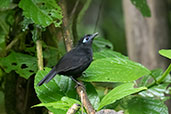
top-left (75, 82), bottom-right (85, 88)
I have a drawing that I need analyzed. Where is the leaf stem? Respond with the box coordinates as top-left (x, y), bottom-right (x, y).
top-left (157, 63), bottom-right (171, 83)
top-left (147, 63), bottom-right (171, 88)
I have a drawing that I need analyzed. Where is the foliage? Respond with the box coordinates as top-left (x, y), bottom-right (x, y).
top-left (159, 49), bottom-right (171, 59)
top-left (19, 0), bottom-right (63, 27)
top-left (124, 96), bottom-right (168, 114)
top-left (98, 83), bottom-right (146, 109)
top-left (0, 51), bottom-right (37, 79)
top-left (130, 0), bottom-right (151, 17)
top-left (0, 0), bottom-right (170, 114)
top-left (79, 50), bottom-right (150, 82)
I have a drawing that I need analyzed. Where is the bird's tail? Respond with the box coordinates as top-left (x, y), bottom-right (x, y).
top-left (37, 67), bottom-right (57, 86)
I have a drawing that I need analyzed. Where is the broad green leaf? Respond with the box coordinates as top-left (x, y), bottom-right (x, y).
top-left (34, 68), bottom-right (77, 113)
top-left (92, 38), bottom-right (113, 52)
top-left (19, 0), bottom-right (63, 27)
top-left (80, 57), bottom-right (150, 82)
top-left (98, 83), bottom-right (146, 109)
top-left (34, 68), bottom-right (77, 103)
top-left (0, 52), bottom-right (37, 79)
top-left (33, 97), bottom-right (81, 113)
top-left (126, 96), bottom-right (168, 114)
top-left (159, 49), bottom-right (171, 59)
top-left (93, 50), bottom-right (128, 60)
top-left (139, 83), bottom-right (171, 100)
top-left (131, 0), bottom-right (151, 17)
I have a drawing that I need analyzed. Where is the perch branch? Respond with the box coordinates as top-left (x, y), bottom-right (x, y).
top-left (36, 40), bottom-right (43, 70)
top-left (67, 104), bottom-right (81, 114)
top-left (76, 83), bottom-right (96, 114)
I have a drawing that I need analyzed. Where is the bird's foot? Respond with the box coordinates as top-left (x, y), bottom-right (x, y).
top-left (70, 76), bottom-right (85, 88)
top-left (74, 82), bottom-right (85, 88)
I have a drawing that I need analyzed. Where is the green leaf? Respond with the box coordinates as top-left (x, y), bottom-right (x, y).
top-left (19, 0), bottom-right (63, 27)
top-left (80, 57), bottom-right (150, 82)
top-left (34, 68), bottom-right (77, 113)
top-left (131, 0), bottom-right (151, 17)
top-left (98, 83), bottom-right (146, 109)
top-left (93, 49), bottom-right (128, 60)
top-left (33, 97), bottom-right (81, 113)
top-left (92, 38), bottom-right (113, 52)
top-left (139, 83), bottom-right (171, 100)
top-left (159, 49), bottom-right (171, 59)
top-left (127, 96), bottom-right (168, 114)
top-left (0, 52), bottom-right (37, 79)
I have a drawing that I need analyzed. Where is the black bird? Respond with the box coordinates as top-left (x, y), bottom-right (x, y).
top-left (37, 32), bottom-right (98, 86)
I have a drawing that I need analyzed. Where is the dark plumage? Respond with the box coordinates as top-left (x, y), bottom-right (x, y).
top-left (37, 32), bottom-right (98, 86)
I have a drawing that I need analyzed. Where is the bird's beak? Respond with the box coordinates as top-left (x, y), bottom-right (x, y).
top-left (90, 32), bottom-right (98, 40)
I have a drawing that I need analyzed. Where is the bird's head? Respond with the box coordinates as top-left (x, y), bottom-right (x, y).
top-left (78, 32), bottom-right (98, 46)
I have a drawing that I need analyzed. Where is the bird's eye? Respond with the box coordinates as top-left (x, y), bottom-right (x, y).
top-left (83, 37), bottom-right (89, 43)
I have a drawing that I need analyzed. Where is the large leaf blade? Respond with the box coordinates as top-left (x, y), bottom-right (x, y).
top-left (127, 96), bottom-right (168, 114)
top-left (98, 83), bottom-right (146, 109)
top-left (159, 49), bottom-right (171, 59)
top-left (0, 52), bottom-right (37, 79)
top-left (19, 0), bottom-right (62, 27)
top-left (34, 68), bottom-right (78, 113)
top-left (80, 57), bottom-right (150, 82)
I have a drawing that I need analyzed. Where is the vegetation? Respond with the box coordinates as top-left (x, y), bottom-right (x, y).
top-left (0, 0), bottom-right (170, 114)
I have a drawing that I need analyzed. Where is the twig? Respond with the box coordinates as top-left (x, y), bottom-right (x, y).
top-left (69, 0), bottom-right (80, 22)
top-left (67, 104), bottom-right (81, 114)
top-left (94, 0), bottom-right (104, 33)
top-left (76, 83), bottom-right (95, 114)
top-left (5, 32), bottom-right (27, 52)
top-left (36, 40), bottom-right (43, 70)
top-left (77, 0), bottom-right (92, 25)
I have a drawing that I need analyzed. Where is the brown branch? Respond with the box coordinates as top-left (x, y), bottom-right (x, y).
top-left (36, 40), bottom-right (43, 70)
top-left (76, 83), bottom-right (95, 114)
top-left (67, 104), bottom-right (81, 114)
top-left (59, 0), bottom-right (73, 52)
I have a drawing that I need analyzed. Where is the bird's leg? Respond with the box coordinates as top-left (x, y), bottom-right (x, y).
top-left (70, 76), bottom-right (84, 88)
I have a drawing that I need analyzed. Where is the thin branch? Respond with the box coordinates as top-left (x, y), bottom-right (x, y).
top-left (76, 83), bottom-right (95, 114)
top-left (36, 40), bottom-right (43, 70)
top-left (69, 0), bottom-right (80, 22)
top-left (67, 104), bottom-right (81, 114)
top-left (93, 0), bottom-right (104, 33)
top-left (5, 32), bottom-right (27, 52)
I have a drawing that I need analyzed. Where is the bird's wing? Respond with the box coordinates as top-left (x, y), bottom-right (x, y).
top-left (55, 51), bottom-right (90, 73)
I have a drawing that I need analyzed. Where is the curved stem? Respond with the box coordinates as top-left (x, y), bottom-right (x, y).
top-left (147, 63), bottom-right (171, 88)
